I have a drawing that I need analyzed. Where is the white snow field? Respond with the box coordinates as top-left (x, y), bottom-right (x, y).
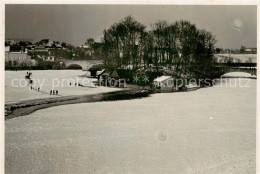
top-left (222, 72), bottom-right (256, 78)
top-left (5, 70), bottom-right (120, 103)
top-left (5, 78), bottom-right (256, 174)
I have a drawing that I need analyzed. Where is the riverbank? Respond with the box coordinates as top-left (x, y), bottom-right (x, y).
top-left (5, 89), bottom-right (151, 120)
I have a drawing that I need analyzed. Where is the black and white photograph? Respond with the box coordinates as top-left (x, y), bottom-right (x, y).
top-left (1, 2), bottom-right (259, 174)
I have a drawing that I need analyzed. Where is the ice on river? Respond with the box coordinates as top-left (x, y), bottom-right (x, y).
top-left (5, 78), bottom-right (256, 174)
top-left (5, 70), bottom-right (120, 103)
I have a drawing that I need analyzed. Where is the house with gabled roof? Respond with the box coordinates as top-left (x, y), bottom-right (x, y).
top-left (153, 75), bottom-right (174, 92)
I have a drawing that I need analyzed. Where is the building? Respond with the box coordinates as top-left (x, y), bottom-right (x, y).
top-left (98, 69), bottom-right (110, 85)
top-left (37, 55), bottom-right (55, 62)
top-left (244, 48), bottom-right (257, 54)
top-left (37, 39), bottom-right (53, 48)
top-left (97, 69), bottom-right (127, 88)
top-left (5, 46), bottom-right (37, 67)
top-left (5, 52), bottom-right (36, 66)
top-left (153, 75), bottom-right (174, 92)
top-left (35, 39), bottom-right (63, 50)
top-left (80, 44), bottom-right (90, 49)
top-left (51, 43), bottom-right (62, 49)
top-left (5, 46), bottom-right (10, 52)
top-left (109, 70), bottom-right (127, 88)
top-left (43, 56), bottom-right (55, 62)
top-left (79, 44), bottom-right (94, 56)
top-left (5, 39), bottom-right (16, 46)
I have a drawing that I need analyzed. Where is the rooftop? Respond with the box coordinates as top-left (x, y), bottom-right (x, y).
top-left (153, 75), bottom-right (172, 82)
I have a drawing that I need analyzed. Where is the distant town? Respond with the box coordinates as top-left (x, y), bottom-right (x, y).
top-left (5, 38), bottom-right (100, 70)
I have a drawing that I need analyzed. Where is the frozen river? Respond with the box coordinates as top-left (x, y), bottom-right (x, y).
top-left (5, 70), bottom-right (120, 103)
top-left (5, 77), bottom-right (256, 173)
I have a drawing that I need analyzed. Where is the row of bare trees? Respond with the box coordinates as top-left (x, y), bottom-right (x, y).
top-left (101, 16), bottom-right (217, 79)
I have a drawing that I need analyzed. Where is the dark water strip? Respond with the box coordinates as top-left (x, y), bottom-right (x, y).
top-left (5, 89), bottom-right (151, 120)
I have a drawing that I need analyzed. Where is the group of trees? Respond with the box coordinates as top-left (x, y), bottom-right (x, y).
top-left (101, 16), bottom-right (217, 79)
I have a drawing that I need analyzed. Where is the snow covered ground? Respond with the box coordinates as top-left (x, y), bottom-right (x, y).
top-left (5, 78), bottom-right (256, 174)
top-left (222, 72), bottom-right (257, 78)
top-left (5, 70), bottom-right (121, 103)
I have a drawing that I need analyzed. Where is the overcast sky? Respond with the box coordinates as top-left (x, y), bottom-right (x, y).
top-left (5, 5), bottom-right (257, 49)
